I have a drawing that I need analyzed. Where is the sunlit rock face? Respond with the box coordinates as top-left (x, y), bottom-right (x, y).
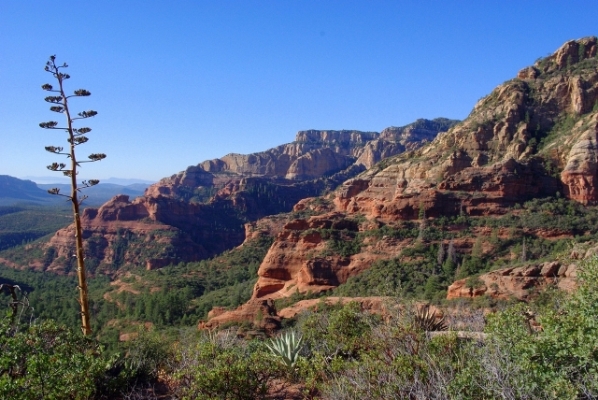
top-left (219, 37), bottom-right (598, 310)
top-left (197, 38), bottom-right (598, 327)
top-left (333, 37), bottom-right (598, 221)
top-left (39, 119), bottom-right (450, 275)
top-left (447, 262), bottom-right (578, 300)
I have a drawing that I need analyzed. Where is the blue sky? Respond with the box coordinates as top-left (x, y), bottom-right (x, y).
top-left (2, 1), bottom-right (598, 183)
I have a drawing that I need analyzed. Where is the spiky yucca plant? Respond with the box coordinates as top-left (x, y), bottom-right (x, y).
top-left (265, 331), bottom-right (304, 368)
top-left (414, 305), bottom-right (448, 332)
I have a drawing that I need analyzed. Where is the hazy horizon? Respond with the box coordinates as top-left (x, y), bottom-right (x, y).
top-left (19, 176), bottom-right (156, 185)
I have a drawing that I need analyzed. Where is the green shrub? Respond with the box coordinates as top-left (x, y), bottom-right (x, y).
top-left (0, 319), bottom-right (106, 400)
top-left (120, 327), bottom-right (172, 382)
top-left (174, 336), bottom-right (282, 400)
top-left (299, 301), bottom-right (376, 359)
top-left (450, 256), bottom-right (598, 399)
top-left (326, 229), bottom-right (362, 257)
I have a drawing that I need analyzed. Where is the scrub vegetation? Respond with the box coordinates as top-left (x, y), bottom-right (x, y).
top-left (1, 256), bottom-right (597, 398)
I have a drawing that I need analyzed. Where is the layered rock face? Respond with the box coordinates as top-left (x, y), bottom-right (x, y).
top-left (149, 118), bottom-right (457, 199)
top-left (33, 119), bottom-right (452, 274)
top-left (447, 261), bottom-right (578, 301)
top-left (560, 117), bottom-right (598, 204)
top-left (245, 201), bottom-right (434, 303)
top-left (334, 37), bottom-right (598, 221)
top-left (223, 37), bottom-right (598, 307)
top-left (44, 194), bottom-right (245, 275)
top-left (252, 213), bottom-right (367, 300)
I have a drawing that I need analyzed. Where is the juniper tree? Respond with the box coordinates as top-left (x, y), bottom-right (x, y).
top-left (40, 55), bottom-right (106, 336)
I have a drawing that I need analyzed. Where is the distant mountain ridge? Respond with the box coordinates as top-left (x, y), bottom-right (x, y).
top-left (0, 175), bottom-right (59, 205)
top-left (152, 118), bottom-right (457, 199)
top-left (36, 183), bottom-right (148, 205)
top-left (199, 118), bottom-right (454, 177)
top-left (24, 176), bottom-right (155, 185)
top-left (0, 175), bottom-right (147, 206)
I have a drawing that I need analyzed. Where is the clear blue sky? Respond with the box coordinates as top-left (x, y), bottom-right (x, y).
top-left (2, 1), bottom-right (597, 183)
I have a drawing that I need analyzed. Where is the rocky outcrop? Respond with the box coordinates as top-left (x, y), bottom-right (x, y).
top-left (447, 261), bottom-right (578, 301)
top-left (43, 194), bottom-right (245, 275)
top-left (149, 119), bottom-right (456, 200)
top-left (201, 296), bottom-right (393, 331)
top-left (21, 119), bottom-right (450, 275)
top-left (251, 213), bottom-right (369, 300)
top-left (561, 117), bottom-right (598, 204)
top-left (331, 37), bottom-right (598, 222)
top-left (206, 38), bottom-right (598, 323)
top-left (199, 298), bottom-right (282, 332)
top-left (541, 37), bottom-right (597, 74)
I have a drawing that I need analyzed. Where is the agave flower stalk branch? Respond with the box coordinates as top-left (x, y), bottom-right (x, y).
top-left (40, 55), bottom-right (106, 336)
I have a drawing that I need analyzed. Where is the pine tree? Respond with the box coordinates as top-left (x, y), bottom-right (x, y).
top-left (40, 55), bottom-right (106, 335)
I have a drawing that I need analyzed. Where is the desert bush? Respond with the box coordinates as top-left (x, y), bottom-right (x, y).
top-left (173, 332), bottom-right (282, 400)
top-left (299, 301), bottom-right (376, 359)
top-left (314, 304), bottom-right (462, 400)
top-left (449, 256), bottom-right (598, 399)
top-left (94, 328), bottom-right (176, 399)
top-left (0, 319), bottom-right (106, 400)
